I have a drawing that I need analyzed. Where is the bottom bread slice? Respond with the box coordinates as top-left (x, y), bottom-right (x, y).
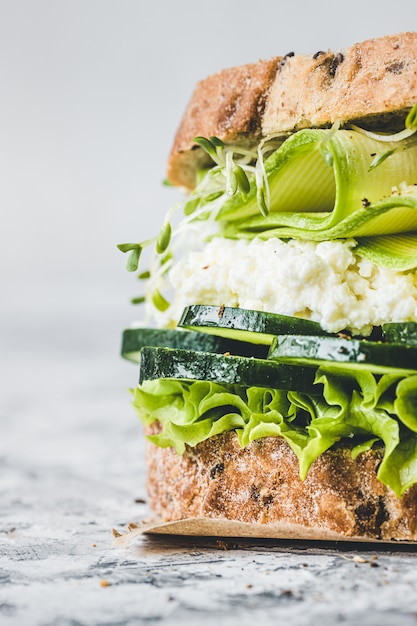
top-left (145, 429), bottom-right (417, 541)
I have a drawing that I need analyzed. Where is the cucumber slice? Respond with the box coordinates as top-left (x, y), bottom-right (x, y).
top-left (138, 346), bottom-right (320, 394)
top-left (382, 322), bottom-right (417, 346)
top-left (268, 334), bottom-right (417, 376)
top-left (121, 327), bottom-right (268, 363)
top-left (178, 305), bottom-right (328, 345)
top-left (217, 129), bottom-right (417, 242)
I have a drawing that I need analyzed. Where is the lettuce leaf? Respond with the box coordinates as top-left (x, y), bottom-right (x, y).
top-left (132, 369), bottom-right (417, 497)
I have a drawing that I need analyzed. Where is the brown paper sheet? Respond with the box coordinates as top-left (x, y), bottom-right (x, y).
top-left (113, 516), bottom-right (417, 546)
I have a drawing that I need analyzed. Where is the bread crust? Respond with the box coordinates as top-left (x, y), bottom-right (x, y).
top-left (167, 57), bottom-right (281, 190)
top-left (167, 32), bottom-right (417, 189)
top-left (145, 429), bottom-right (417, 541)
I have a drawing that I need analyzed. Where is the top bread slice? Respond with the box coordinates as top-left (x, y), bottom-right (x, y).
top-left (167, 32), bottom-right (417, 190)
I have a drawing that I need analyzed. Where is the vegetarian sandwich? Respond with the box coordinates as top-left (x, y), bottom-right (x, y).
top-left (120, 32), bottom-right (417, 542)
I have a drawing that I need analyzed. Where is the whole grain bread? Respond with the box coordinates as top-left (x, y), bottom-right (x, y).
top-left (145, 429), bottom-right (417, 542)
top-left (167, 32), bottom-right (417, 190)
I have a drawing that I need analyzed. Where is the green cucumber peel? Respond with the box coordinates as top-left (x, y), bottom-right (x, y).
top-left (121, 326), bottom-right (268, 363)
top-left (178, 304), bottom-right (329, 345)
top-left (268, 334), bottom-right (417, 376)
top-left (138, 346), bottom-right (319, 395)
top-left (383, 322), bottom-right (417, 345)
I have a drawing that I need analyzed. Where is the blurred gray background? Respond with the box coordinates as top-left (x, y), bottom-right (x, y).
top-left (0, 0), bottom-right (415, 347)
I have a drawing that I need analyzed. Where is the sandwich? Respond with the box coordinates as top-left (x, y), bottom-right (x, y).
top-left (119, 32), bottom-right (417, 542)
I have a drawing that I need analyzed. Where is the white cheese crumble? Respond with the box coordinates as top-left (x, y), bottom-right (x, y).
top-left (148, 236), bottom-right (417, 335)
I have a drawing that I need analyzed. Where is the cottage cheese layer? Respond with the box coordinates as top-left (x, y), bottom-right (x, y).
top-left (150, 236), bottom-right (417, 336)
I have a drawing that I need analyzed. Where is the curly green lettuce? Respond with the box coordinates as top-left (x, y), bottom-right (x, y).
top-left (132, 368), bottom-right (417, 497)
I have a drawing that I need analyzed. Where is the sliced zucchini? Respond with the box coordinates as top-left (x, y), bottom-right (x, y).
top-left (268, 334), bottom-right (417, 376)
top-left (178, 304), bottom-right (328, 345)
top-left (382, 322), bottom-right (417, 347)
top-left (121, 327), bottom-right (268, 363)
top-left (138, 346), bottom-right (320, 394)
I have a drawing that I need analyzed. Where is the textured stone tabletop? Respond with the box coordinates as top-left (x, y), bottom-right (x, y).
top-left (2, 306), bottom-right (417, 626)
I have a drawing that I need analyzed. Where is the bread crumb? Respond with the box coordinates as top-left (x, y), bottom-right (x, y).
top-left (340, 555), bottom-right (369, 563)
